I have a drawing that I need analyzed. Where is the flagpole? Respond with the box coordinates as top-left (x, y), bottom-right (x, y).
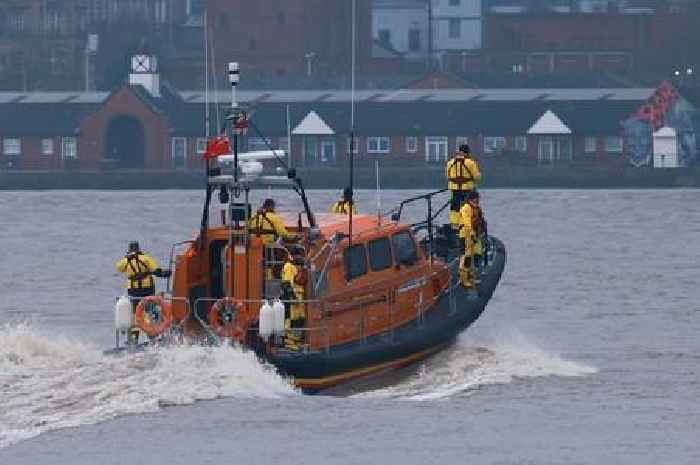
top-left (348, 0), bottom-right (356, 245)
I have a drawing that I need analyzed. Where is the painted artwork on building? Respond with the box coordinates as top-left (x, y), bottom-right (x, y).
top-left (623, 82), bottom-right (696, 167)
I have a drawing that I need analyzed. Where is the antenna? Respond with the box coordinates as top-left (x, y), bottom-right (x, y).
top-left (228, 62), bottom-right (240, 109)
top-left (228, 62), bottom-right (241, 186)
top-left (204, 10), bottom-right (210, 138)
top-left (348, 0), bottom-right (356, 245)
top-left (375, 159), bottom-right (381, 224)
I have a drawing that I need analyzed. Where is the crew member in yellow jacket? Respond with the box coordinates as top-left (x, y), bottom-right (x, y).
top-left (281, 253), bottom-right (307, 349)
top-left (458, 193), bottom-right (483, 290)
top-left (330, 187), bottom-right (358, 214)
top-left (446, 144), bottom-right (481, 230)
top-left (115, 241), bottom-right (160, 343)
top-left (248, 198), bottom-right (296, 245)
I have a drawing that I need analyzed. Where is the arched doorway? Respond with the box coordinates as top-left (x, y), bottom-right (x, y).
top-left (105, 116), bottom-right (146, 168)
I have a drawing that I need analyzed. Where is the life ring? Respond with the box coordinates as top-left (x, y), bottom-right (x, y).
top-left (208, 298), bottom-right (244, 339)
top-left (135, 295), bottom-right (174, 338)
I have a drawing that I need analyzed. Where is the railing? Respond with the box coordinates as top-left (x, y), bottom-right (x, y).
top-left (387, 189), bottom-right (450, 260)
top-left (115, 295), bottom-right (191, 349)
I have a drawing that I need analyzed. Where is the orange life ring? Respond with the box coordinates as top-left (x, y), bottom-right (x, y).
top-left (135, 295), bottom-right (174, 338)
top-left (208, 298), bottom-right (244, 339)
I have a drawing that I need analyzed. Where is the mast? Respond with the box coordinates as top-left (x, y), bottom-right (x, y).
top-left (348, 0), bottom-right (356, 245)
top-left (228, 62), bottom-right (241, 185)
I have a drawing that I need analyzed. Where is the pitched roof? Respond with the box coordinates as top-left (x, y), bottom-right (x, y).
top-left (527, 110), bottom-right (572, 135)
top-left (292, 111), bottom-right (335, 135)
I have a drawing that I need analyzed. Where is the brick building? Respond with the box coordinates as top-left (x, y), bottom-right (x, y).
top-left (207, 0), bottom-right (373, 80)
top-left (1, 56), bottom-right (695, 172)
top-left (0, 0), bottom-right (200, 91)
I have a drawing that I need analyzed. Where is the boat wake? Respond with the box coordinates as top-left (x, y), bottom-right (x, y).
top-left (355, 330), bottom-right (597, 401)
top-left (0, 323), bottom-right (297, 449)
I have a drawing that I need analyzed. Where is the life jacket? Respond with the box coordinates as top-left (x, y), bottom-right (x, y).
top-left (332, 200), bottom-right (353, 214)
top-left (126, 253), bottom-right (153, 288)
top-left (250, 210), bottom-right (277, 237)
top-left (447, 156), bottom-right (475, 190)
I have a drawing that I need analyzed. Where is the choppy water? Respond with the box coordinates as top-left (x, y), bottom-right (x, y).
top-left (0, 189), bottom-right (698, 464)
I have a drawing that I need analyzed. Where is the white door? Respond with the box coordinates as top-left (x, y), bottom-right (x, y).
top-left (538, 137), bottom-right (554, 165)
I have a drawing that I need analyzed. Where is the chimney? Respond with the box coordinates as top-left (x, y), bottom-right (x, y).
top-left (129, 54), bottom-right (160, 97)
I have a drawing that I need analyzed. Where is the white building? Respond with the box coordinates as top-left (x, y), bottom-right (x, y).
top-left (430, 0), bottom-right (483, 52)
top-left (373, 0), bottom-right (430, 61)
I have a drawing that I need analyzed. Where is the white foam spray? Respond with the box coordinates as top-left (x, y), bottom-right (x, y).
top-left (355, 329), bottom-right (597, 401)
top-left (0, 323), bottom-right (297, 449)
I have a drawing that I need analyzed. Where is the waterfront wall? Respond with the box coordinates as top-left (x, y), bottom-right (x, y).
top-left (1, 167), bottom-right (699, 190)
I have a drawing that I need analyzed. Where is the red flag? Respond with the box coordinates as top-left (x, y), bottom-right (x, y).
top-left (203, 136), bottom-right (231, 160)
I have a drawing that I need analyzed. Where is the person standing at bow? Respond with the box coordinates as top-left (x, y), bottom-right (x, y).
top-left (458, 193), bottom-right (483, 291)
top-left (446, 144), bottom-right (481, 231)
top-left (330, 187), bottom-right (358, 215)
top-left (115, 241), bottom-right (160, 343)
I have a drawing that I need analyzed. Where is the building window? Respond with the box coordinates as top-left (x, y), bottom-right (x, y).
top-left (320, 140), bottom-right (336, 163)
top-left (2, 138), bottom-right (21, 155)
top-left (585, 137), bottom-right (597, 154)
top-left (154, 0), bottom-right (167, 23)
top-left (9, 14), bottom-right (25, 33)
top-left (484, 136), bottom-right (507, 154)
top-left (425, 136), bottom-right (448, 163)
top-left (248, 39), bottom-right (257, 51)
top-left (347, 136), bottom-right (359, 154)
top-left (378, 29), bottom-right (391, 46)
top-left (44, 10), bottom-right (61, 33)
top-left (344, 244), bottom-right (368, 281)
top-left (62, 137), bottom-right (77, 159)
top-left (42, 138), bottom-right (54, 156)
top-left (367, 137), bottom-right (390, 154)
top-left (605, 136), bottom-right (623, 153)
top-left (449, 0), bottom-right (461, 5)
top-left (277, 12), bottom-right (285, 26)
top-left (196, 138), bottom-right (207, 154)
top-left (408, 29), bottom-right (421, 52)
top-left (448, 19), bottom-right (461, 39)
top-left (514, 136), bottom-right (527, 153)
top-left (406, 136), bottom-right (418, 153)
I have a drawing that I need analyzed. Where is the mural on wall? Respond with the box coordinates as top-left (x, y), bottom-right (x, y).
top-left (623, 81), bottom-right (697, 167)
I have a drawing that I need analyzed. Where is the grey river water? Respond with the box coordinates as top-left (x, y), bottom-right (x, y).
top-left (0, 189), bottom-right (698, 464)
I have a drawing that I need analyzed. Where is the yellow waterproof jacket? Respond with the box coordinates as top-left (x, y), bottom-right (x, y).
top-left (330, 200), bottom-right (358, 214)
top-left (248, 210), bottom-right (290, 245)
top-left (446, 156), bottom-right (481, 191)
top-left (459, 203), bottom-right (481, 256)
top-left (115, 253), bottom-right (158, 290)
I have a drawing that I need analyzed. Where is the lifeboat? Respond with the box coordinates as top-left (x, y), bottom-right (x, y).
top-left (109, 66), bottom-right (506, 393)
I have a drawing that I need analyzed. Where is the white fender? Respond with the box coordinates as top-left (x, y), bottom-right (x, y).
top-left (258, 301), bottom-right (274, 340)
top-left (115, 296), bottom-right (133, 331)
top-left (272, 300), bottom-right (286, 335)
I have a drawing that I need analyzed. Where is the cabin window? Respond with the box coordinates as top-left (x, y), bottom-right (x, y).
top-left (344, 244), bottom-right (368, 281)
top-left (368, 237), bottom-right (393, 271)
top-left (392, 231), bottom-right (418, 266)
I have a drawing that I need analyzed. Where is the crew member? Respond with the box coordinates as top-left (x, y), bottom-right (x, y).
top-left (458, 193), bottom-right (482, 290)
top-left (281, 253), bottom-right (307, 350)
top-left (446, 144), bottom-right (481, 230)
top-left (115, 241), bottom-right (161, 343)
top-left (330, 187), bottom-right (358, 215)
top-left (248, 198), bottom-right (296, 245)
